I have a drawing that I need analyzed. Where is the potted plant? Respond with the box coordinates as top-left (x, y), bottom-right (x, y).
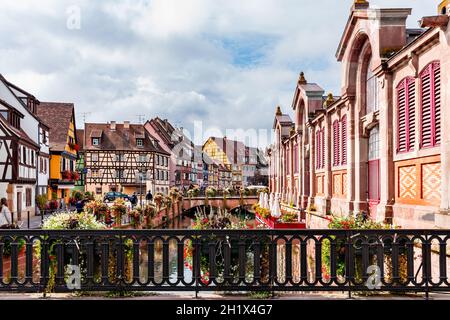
top-left (129, 207), bottom-right (142, 228)
top-left (142, 204), bottom-right (157, 229)
top-left (110, 198), bottom-right (128, 227)
top-left (154, 193), bottom-right (164, 208)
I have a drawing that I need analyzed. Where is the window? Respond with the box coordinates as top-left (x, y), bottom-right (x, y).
top-left (136, 139), bottom-right (143, 147)
top-left (26, 188), bottom-right (32, 207)
top-left (333, 120), bottom-right (340, 166)
top-left (115, 170), bottom-right (124, 179)
top-left (420, 61), bottom-right (441, 148)
top-left (316, 130), bottom-right (321, 169)
top-left (366, 59), bottom-right (379, 114)
top-left (115, 153), bottom-right (125, 162)
top-left (368, 127), bottom-right (380, 160)
top-left (341, 115), bottom-right (347, 165)
top-left (22, 146), bottom-right (27, 164)
top-left (315, 128), bottom-right (325, 169)
top-left (396, 77), bottom-right (416, 153)
top-left (139, 154), bottom-right (147, 163)
top-left (92, 138), bottom-right (99, 146)
top-left (92, 153), bottom-right (99, 161)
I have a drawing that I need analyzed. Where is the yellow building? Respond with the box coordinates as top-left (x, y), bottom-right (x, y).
top-left (203, 137), bottom-right (245, 187)
top-left (37, 102), bottom-right (79, 204)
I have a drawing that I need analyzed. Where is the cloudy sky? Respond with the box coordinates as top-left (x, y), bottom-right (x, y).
top-left (0, 0), bottom-right (435, 146)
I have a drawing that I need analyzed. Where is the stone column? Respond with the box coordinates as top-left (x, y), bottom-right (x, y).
top-left (308, 124), bottom-right (316, 208)
top-left (378, 73), bottom-right (395, 223)
top-left (437, 33), bottom-right (450, 228)
top-left (346, 99), bottom-right (355, 213)
top-left (353, 97), bottom-right (369, 213)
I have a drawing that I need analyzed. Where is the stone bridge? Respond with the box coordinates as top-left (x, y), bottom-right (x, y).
top-left (182, 196), bottom-right (259, 213)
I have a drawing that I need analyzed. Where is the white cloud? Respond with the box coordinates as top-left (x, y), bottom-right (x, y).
top-left (0, 0), bottom-right (437, 147)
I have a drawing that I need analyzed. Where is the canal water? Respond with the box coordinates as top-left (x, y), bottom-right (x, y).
top-left (147, 209), bottom-right (260, 284)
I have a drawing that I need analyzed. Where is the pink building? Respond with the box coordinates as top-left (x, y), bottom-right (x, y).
top-left (268, 0), bottom-right (450, 229)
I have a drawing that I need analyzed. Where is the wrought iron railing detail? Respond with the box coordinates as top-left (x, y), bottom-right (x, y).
top-left (0, 229), bottom-right (448, 293)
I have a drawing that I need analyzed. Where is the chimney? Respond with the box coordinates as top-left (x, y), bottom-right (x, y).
top-left (110, 121), bottom-right (116, 131)
top-left (124, 121), bottom-right (130, 129)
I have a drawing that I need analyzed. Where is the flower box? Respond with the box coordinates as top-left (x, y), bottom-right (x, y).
top-left (255, 212), bottom-right (306, 229)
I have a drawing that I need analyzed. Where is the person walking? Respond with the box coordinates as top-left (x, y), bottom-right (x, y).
top-left (145, 190), bottom-right (153, 204)
top-left (130, 192), bottom-right (138, 207)
top-left (0, 198), bottom-right (12, 227)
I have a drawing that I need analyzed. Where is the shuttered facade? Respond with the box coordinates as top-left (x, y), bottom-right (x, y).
top-left (397, 77), bottom-right (415, 153)
top-left (420, 61), bottom-right (441, 148)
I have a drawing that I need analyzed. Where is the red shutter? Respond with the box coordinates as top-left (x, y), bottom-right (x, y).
top-left (321, 129), bottom-right (325, 169)
top-left (397, 77), bottom-right (415, 152)
top-left (434, 62), bottom-right (441, 146)
top-left (316, 130), bottom-right (320, 169)
top-left (341, 115), bottom-right (347, 165)
top-left (333, 120), bottom-right (339, 166)
top-left (421, 61), bottom-right (440, 148)
top-left (407, 78), bottom-right (416, 150)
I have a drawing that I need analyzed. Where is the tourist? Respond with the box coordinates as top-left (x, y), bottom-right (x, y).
top-left (0, 198), bottom-right (12, 227)
top-left (146, 190), bottom-right (153, 203)
top-left (130, 192), bottom-right (138, 207)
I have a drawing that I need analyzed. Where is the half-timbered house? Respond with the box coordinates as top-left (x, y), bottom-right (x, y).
top-left (83, 121), bottom-right (170, 196)
top-left (0, 74), bottom-right (50, 217)
top-left (37, 102), bottom-right (79, 204)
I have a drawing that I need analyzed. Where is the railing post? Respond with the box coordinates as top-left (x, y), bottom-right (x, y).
top-left (27, 211), bottom-right (30, 229)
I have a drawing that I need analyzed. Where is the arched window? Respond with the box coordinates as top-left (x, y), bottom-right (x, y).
top-left (333, 120), bottom-right (340, 166)
top-left (366, 59), bottom-right (379, 114)
top-left (396, 77), bottom-right (416, 152)
top-left (341, 115), bottom-right (347, 165)
top-left (420, 61), bottom-right (441, 148)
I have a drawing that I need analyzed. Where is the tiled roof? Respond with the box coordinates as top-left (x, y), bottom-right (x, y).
top-left (84, 122), bottom-right (169, 154)
top-left (76, 129), bottom-right (84, 150)
top-left (36, 102), bottom-right (75, 152)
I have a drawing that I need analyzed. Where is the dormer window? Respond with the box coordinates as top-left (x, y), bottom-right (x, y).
top-left (136, 139), bottom-right (143, 147)
top-left (92, 138), bottom-right (100, 146)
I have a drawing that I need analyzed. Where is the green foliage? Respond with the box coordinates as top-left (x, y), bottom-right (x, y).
top-left (36, 194), bottom-right (48, 211)
top-left (71, 190), bottom-right (84, 201)
top-left (2, 238), bottom-right (26, 257)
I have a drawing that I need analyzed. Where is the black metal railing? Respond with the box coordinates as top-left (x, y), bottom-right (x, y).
top-left (0, 229), bottom-right (448, 294)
